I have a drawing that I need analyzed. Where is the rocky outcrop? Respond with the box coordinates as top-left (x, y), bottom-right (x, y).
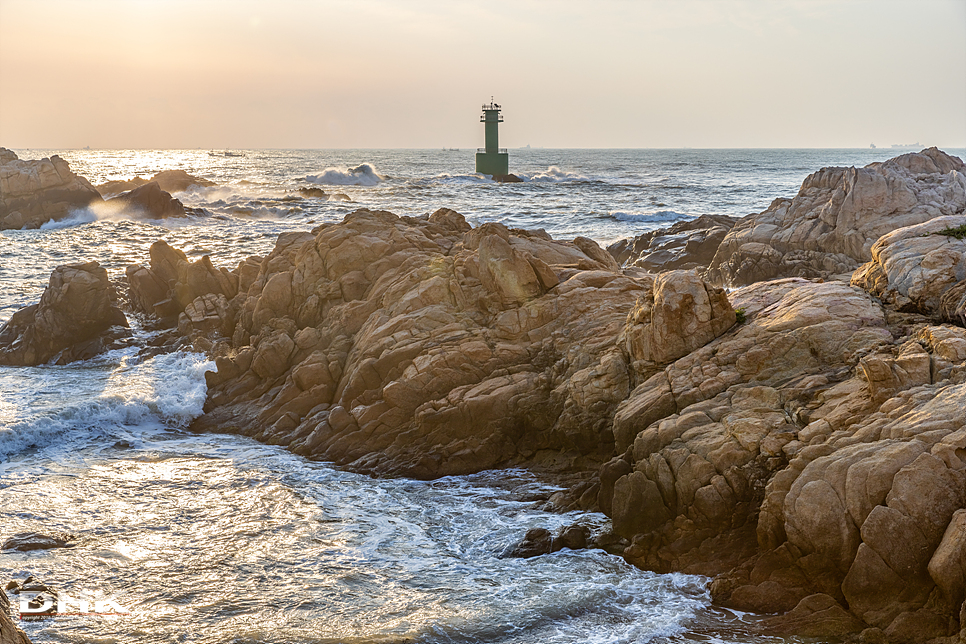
top-left (2, 532), bottom-right (77, 551)
top-left (96, 169), bottom-right (215, 197)
top-left (602, 279), bottom-right (890, 562)
top-left (506, 524), bottom-right (592, 557)
top-left (0, 262), bottom-right (128, 366)
top-left (185, 208), bottom-right (736, 480)
top-left (0, 148), bottom-right (102, 229)
top-left (106, 181), bottom-right (186, 219)
top-left (608, 214), bottom-right (738, 271)
top-left (706, 148), bottom-right (966, 286)
top-left (852, 214), bottom-right (966, 320)
top-left (126, 240), bottom-right (239, 334)
top-left (598, 270), bottom-right (966, 639)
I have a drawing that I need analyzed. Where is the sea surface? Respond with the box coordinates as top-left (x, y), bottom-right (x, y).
top-left (3, 147), bottom-right (963, 643)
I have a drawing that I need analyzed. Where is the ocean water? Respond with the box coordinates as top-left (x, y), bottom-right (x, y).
top-left (3, 147), bottom-right (962, 643)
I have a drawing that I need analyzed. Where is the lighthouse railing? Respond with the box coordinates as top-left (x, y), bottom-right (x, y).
top-left (477, 148), bottom-right (508, 154)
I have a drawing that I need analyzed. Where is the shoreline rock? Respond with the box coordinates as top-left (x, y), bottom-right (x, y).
top-left (706, 148), bottom-right (966, 286)
top-left (106, 181), bottom-right (186, 219)
top-left (95, 169), bottom-right (215, 197)
top-left (0, 261), bottom-right (128, 366)
top-left (608, 214), bottom-right (739, 271)
top-left (188, 208), bottom-right (729, 479)
top-left (0, 148), bottom-right (102, 230)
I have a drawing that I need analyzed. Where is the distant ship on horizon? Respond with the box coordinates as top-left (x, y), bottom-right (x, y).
top-left (891, 142), bottom-right (922, 149)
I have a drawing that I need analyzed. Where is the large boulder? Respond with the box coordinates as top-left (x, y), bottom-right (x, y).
top-left (0, 261), bottom-right (128, 365)
top-left (107, 181), bottom-right (186, 219)
top-left (0, 148), bottom-right (102, 229)
top-left (608, 214), bottom-right (739, 271)
top-left (851, 214), bottom-right (966, 319)
top-left (706, 148), bottom-right (966, 286)
top-left (96, 169), bottom-right (215, 197)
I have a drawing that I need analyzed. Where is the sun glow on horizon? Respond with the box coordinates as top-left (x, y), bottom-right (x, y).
top-left (1, 0), bottom-right (964, 149)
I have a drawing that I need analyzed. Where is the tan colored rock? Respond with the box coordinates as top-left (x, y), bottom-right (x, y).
top-left (608, 214), bottom-right (739, 271)
top-left (852, 214), bottom-right (966, 315)
top-left (619, 270), bottom-right (735, 371)
top-left (191, 208), bottom-right (659, 479)
top-left (0, 148), bottom-right (102, 229)
top-left (0, 261), bottom-right (128, 365)
top-left (917, 325), bottom-right (966, 363)
top-left (939, 278), bottom-right (966, 327)
top-left (707, 148), bottom-right (966, 286)
top-left (127, 240), bottom-right (239, 324)
top-left (478, 233), bottom-right (544, 305)
top-left (928, 509), bottom-right (966, 614)
top-left (178, 293), bottom-right (232, 337)
top-left (0, 590), bottom-right (32, 644)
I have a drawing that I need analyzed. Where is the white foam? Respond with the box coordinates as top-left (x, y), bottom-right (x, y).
top-left (519, 166), bottom-right (589, 182)
top-left (0, 350), bottom-right (212, 458)
top-left (39, 208), bottom-right (97, 229)
top-left (305, 163), bottom-right (383, 187)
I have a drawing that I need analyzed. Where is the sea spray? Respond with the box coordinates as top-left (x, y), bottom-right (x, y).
top-left (305, 163), bottom-right (383, 186)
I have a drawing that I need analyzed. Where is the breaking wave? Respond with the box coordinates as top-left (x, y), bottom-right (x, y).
top-left (519, 166), bottom-right (589, 182)
top-left (39, 209), bottom-right (97, 230)
top-left (305, 163), bottom-right (383, 187)
top-left (0, 350), bottom-right (212, 458)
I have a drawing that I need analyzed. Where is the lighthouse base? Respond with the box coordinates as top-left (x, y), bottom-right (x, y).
top-left (475, 152), bottom-right (509, 176)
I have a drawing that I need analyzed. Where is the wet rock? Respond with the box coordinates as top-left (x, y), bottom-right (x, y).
top-left (0, 148), bottom-right (102, 229)
top-left (96, 169), bottom-right (215, 197)
top-left (554, 524), bottom-right (591, 551)
top-left (298, 187), bottom-right (327, 198)
top-left (510, 524), bottom-right (593, 557)
top-left (706, 148), bottom-right (966, 286)
top-left (760, 593), bottom-right (867, 639)
top-left (2, 532), bottom-right (77, 551)
top-left (493, 173), bottom-right (523, 183)
top-left (608, 214), bottom-right (739, 271)
top-left (149, 169), bottom-right (215, 193)
top-left (593, 531), bottom-right (630, 555)
top-left (108, 181), bottom-right (186, 219)
top-left (507, 528), bottom-right (553, 558)
top-left (0, 261), bottom-right (128, 366)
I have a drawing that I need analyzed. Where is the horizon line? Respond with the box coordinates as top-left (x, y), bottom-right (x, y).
top-left (7, 145), bottom-right (966, 152)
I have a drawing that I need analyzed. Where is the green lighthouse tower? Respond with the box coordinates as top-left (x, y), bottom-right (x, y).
top-left (475, 99), bottom-right (509, 176)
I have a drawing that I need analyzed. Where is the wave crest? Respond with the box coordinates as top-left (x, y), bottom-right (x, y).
top-left (305, 163), bottom-right (383, 187)
top-left (519, 166), bottom-right (588, 182)
top-left (39, 209), bottom-right (98, 230)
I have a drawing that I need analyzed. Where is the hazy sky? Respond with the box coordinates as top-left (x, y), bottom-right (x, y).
top-left (1, 0), bottom-right (964, 149)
